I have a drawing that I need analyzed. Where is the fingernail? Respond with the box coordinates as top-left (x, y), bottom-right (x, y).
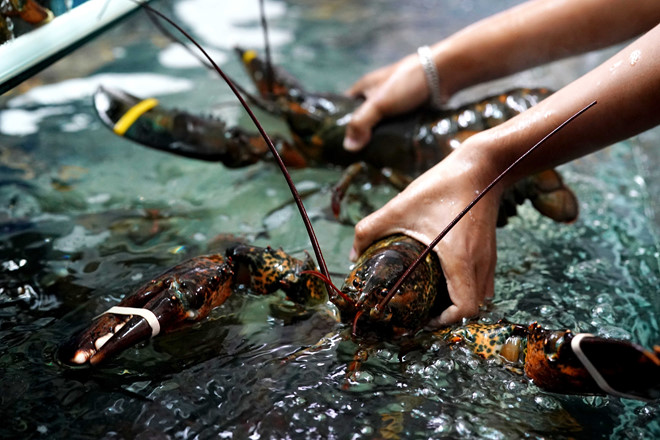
top-left (343, 136), bottom-right (361, 152)
top-left (349, 247), bottom-right (357, 261)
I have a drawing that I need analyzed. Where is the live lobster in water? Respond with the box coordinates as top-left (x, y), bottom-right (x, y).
top-left (93, 48), bottom-right (578, 226)
top-left (60, 5), bottom-right (659, 402)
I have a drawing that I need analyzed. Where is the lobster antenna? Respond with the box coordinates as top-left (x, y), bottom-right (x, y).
top-left (376, 100), bottom-right (597, 314)
top-left (259, 0), bottom-right (275, 96)
top-left (136, 2), bottom-right (333, 284)
top-left (144, 8), bottom-right (213, 70)
top-left (142, 7), bottom-right (280, 115)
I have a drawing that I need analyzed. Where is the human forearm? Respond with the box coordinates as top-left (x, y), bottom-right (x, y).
top-left (433, 0), bottom-right (660, 98)
top-left (343, 0), bottom-right (660, 153)
top-left (453, 23), bottom-right (660, 187)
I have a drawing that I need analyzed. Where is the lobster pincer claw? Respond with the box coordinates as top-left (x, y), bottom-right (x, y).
top-left (93, 85), bottom-right (290, 167)
top-left (524, 324), bottom-right (660, 402)
top-left (570, 333), bottom-right (660, 401)
top-left (61, 298), bottom-right (181, 366)
top-left (235, 46), bottom-right (306, 99)
top-left (60, 255), bottom-right (234, 366)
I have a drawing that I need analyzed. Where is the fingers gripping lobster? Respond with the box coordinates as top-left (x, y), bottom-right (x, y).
top-left (93, 49), bottom-right (578, 225)
top-left (62, 5), bottom-right (659, 403)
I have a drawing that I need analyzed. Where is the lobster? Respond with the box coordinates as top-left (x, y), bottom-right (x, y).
top-left (93, 48), bottom-right (578, 226)
top-left (59, 231), bottom-right (660, 401)
top-left (59, 4), bottom-right (660, 404)
top-left (0, 0), bottom-right (53, 43)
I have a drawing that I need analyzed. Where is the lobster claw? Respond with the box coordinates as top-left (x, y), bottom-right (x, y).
top-left (571, 334), bottom-right (660, 401)
top-left (234, 46), bottom-right (306, 99)
top-left (60, 294), bottom-right (194, 366)
top-left (60, 255), bottom-right (234, 366)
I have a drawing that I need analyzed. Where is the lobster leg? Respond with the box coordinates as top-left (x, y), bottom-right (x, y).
top-left (331, 162), bottom-right (413, 218)
top-left (60, 246), bottom-right (327, 366)
top-left (331, 160), bottom-right (578, 226)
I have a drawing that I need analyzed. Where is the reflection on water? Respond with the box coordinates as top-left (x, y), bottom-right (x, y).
top-left (0, 0), bottom-right (658, 438)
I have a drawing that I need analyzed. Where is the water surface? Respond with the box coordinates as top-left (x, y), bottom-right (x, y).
top-left (0, 0), bottom-right (658, 438)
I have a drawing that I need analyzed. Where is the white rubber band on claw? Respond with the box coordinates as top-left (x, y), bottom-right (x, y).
top-left (99, 306), bottom-right (161, 337)
top-left (571, 333), bottom-right (641, 401)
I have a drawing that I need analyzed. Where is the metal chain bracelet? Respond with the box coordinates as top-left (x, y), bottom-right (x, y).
top-left (417, 45), bottom-right (444, 109)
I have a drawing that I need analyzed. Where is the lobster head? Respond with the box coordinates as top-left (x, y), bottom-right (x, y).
top-left (337, 235), bottom-right (451, 336)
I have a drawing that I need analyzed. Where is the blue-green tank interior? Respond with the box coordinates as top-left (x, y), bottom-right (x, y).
top-left (0, 0), bottom-right (658, 438)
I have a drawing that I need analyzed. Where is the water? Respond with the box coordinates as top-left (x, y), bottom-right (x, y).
top-left (1, 0), bottom-right (659, 438)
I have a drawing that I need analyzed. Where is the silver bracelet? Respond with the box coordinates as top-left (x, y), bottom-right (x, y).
top-left (417, 45), bottom-right (444, 109)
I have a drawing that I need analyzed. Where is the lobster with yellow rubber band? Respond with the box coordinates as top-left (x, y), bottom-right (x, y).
top-left (93, 48), bottom-right (578, 226)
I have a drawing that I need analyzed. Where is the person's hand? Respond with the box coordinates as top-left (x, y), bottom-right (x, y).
top-left (343, 52), bottom-right (431, 152)
top-left (350, 139), bottom-right (502, 326)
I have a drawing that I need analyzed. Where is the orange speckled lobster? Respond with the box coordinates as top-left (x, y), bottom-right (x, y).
top-left (60, 4), bottom-right (660, 403)
top-left (60, 231), bottom-right (660, 401)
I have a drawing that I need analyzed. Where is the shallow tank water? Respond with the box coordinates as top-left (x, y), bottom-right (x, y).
top-left (0, 0), bottom-right (658, 438)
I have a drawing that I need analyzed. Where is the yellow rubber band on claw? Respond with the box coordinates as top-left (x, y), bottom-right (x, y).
top-left (99, 306), bottom-right (161, 337)
top-left (242, 49), bottom-right (258, 64)
top-left (113, 98), bottom-right (159, 136)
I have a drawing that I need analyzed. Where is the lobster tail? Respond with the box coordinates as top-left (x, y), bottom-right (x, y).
top-left (499, 169), bottom-right (579, 225)
top-left (527, 169), bottom-right (579, 223)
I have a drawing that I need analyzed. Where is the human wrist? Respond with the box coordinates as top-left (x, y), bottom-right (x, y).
top-left (415, 43), bottom-right (455, 106)
top-left (455, 134), bottom-right (501, 180)
top-left (427, 40), bottom-right (471, 102)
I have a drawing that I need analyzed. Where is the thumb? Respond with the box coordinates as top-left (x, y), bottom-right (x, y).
top-left (343, 100), bottom-right (383, 152)
top-left (350, 208), bottom-right (397, 261)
